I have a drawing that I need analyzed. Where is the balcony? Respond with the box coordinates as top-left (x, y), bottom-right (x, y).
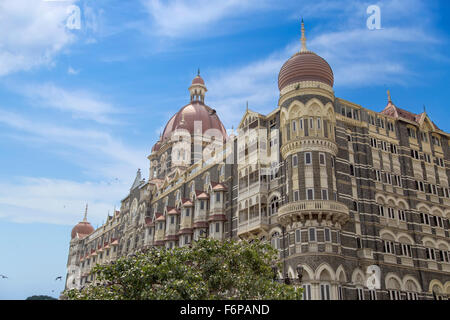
top-left (277, 200), bottom-right (349, 226)
top-left (237, 216), bottom-right (269, 236)
top-left (238, 181), bottom-right (268, 199)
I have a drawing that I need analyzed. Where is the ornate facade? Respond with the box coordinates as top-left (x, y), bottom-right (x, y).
top-left (66, 22), bottom-right (450, 300)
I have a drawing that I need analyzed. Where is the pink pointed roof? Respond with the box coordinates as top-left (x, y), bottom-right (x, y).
top-left (381, 102), bottom-right (440, 130)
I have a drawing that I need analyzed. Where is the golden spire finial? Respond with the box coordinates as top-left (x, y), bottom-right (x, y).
top-left (387, 90), bottom-right (392, 103)
top-left (83, 203), bottom-right (88, 222)
top-left (300, 18), bottom-right (307, 52)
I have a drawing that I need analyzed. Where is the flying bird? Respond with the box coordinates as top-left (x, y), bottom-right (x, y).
top-left (0, 275), bottom-right (8, 279)
top-left (55, 276), bottom-right (62, 281)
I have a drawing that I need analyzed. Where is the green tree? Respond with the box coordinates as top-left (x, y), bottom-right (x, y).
top-left (65, 239), bottom-right (302, 300)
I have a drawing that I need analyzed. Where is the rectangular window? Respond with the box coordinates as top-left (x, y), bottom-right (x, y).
top-left (170, 216), bottom-right (175, 224)
top-left (383, 240), bottom-right (395, 254)
top-left (399, 210), bottom-right (406, 221)
top-left (305, 152), bottom-right (312, 165)
top-left (307, 189), bottom-right (314, 200)
top-left (215, 222), bottom-right (220, 233)
top-left (216, 192), bottom-right (221, 202)
top-left (308, 228), bottom-right (316, 242)
top-left (200, 201), bottom-right (205, 210)
top-left (292, 120), bottom-right (297, 132)
top-left (407, 128), bottom-right (416, 139)
top-left (294, 190), bottom-right (300, 202)
top-left (295, 230), bottom-right (301, 243)
top-left (293, 155), bottom-right (298, 167)
top-left (302, 284), bottom-right (311, 300)
top-left (319, 153), bottom-right (325, 165)
top-left (320, 284), bottom-right (330, 300)
top-left (375, 170), bottom-right (381, 182)
top-left (388, 207), bottom-right (395, 219)
top-left (338, 286), bottom-right (344, 300)
top-left (300, 118), bottom-right (304, 130)
top-left (436, 216), bottom-right (444, 228)
top-left (357, 288), bottom-right (364, 300)
top-left (324, 228), bottom-right (331, 242)
top-left (185, 208), bottom-right (190, 217)
top-left (310, 118), bottom-right (314, 129)
top-left (322, 189), bottom-right (328, 200)
top-left (317, 117), bottom-right (321, 129)
top-left (401, 244), bottom-right (412, 257)
top-left (389, 290), bottom-right (401, 300)
top-left (426, 248), bottom-right (436, 260)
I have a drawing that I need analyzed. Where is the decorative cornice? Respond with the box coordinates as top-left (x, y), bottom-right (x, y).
top-left (279, 81), bottom-right (334, 106)
top-left (281, 137), bottom-right (338, 159)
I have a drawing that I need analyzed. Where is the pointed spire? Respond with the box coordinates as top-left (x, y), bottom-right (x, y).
top-left (387, 90), bottom-right (392, 103)
top-left (131, 169), bottom-right (142, 190)
top-left (83, 203), bottom-right (88, 222)
top-left (300, 18), bottom-right (308, 53)
top-left (197, 68), bottom-right (200, 76)
top-left (246, 101), bottom-right (249, 111)
top-left (423, 104), bottom-right (426, 113)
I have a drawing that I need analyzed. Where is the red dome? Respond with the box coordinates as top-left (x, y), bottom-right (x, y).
top-left (152, 141), bottom-right (161, 153)
top-left (71, 221), bottom-right (94, 239)
top-left (162, 102), bottom-right (227, 142)
top-left (278, 51), bottom-right (334, 90)
top-left (192, 75), bottom-right (205, 85)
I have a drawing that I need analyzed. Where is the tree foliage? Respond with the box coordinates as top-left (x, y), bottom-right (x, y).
top-left (65, 239), bottom-right (302, 300)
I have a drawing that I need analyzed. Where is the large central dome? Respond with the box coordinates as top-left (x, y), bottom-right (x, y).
top-left (152, 73), bottom-right (227, 152)
top-left (278, 21), bottom-right (334, 91)
top-left (162, 101), bottom-right (227, 141)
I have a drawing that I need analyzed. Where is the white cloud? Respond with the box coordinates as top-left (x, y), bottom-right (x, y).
top-left (141, 0), bottom-right (270, 38)
top-left (0, 109), bottom-right (149, 226)
top-left (67, 66), bottom-right (79, 75)
top-left (20, 83), bottom-right (120, 124)
top-left (0, 177), bottom-right (125, 226)
top-left (0, 0), bottom-right (78, 76)
top-left (0, 109), bottom-right (145, 176)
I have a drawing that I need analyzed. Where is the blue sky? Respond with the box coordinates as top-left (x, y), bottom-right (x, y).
top-left (0, 0), bottom-right (449, 299)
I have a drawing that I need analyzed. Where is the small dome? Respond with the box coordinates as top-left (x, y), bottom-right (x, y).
top-left (152, 141), bottom-right (161, 153)
top-left (71, 221), bottom-right (94, 239)
top-left (278, 51), bottom-right (334, 90)
top-left (192, 75), bottom-right (205, 85)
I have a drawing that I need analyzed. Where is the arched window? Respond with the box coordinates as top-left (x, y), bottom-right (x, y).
top-left (405, 280), bottom-right (419, 300)
top-left (387, 276), bottom-right (402, 300)
top-left (269, 196), bottom-right (279, 215)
